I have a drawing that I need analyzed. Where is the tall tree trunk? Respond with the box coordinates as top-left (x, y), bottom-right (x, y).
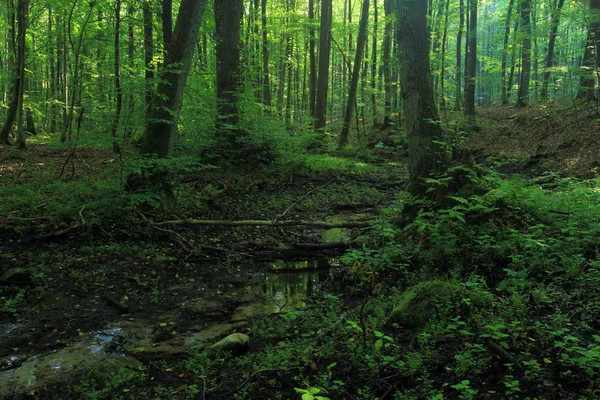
top-left (339, 0), bottom-right (370, 148)
top-left (15, 0), bottom-right (29, 149)
top-left (141, 0), bottom-right (207, 157)
top-left (370, 0), bottom-right (378, 126)
top-left (143, 0), bottom-right (154, 116)
top-left (308, 0), bottom-right (317, 117)
top-left (455, 0), bottom-right (464, 110)
top-left (396, 0), bottom-right (447, 196)
top-left (127, 5), bottom-right (135, 118)
top-left (214, 0), bottom-right (244, 142)
top-left (500, 0), bottom-right (515, 104)
top-left (314, 0), bottom-right (332, 131)
top-left (110, 0), bottom-right (122, 138)
top-left (516, 0), bottom-right (532, 107)
top-left (261, 0), bottom-right (272, 106)
top-left (464, 0), bottom-right (477, 117)
top-left (382, 0), bottom-right (393, 126)
top-left (540, 0), bottom-right (565, 101)
top-left (439, 0), bottom-right (450, 111)
top-left (61, 1), bottom-right (94, 143)
top-left (0, 0), bottom-right (17, 145)
top-left (577, 0), bottom-right (600, 101)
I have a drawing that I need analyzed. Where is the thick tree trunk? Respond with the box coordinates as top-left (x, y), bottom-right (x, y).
top-left (314, 0), bottom-right (333, 131)
top-left (540, 0), bottom-right (565, 101)
top-left (464, 0), bottom-right (477, 117)
top-left (396, 0), bottom-right (448, 196)
top-left (214, 0), bottom-right (244, 142)
top-left (141, 0), bottom-right (207, 157)
top-left (577, 0), bottom-right (600, 101)
top-left (339, 0), bottom-right (370, 148)
top-left (0, 1), bottom-right (17, 145)
top-left (516, 0), bottom-right (532, 107)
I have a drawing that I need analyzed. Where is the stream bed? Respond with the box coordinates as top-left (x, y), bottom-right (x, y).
top-left (0, 259), bottom-right (333, 397)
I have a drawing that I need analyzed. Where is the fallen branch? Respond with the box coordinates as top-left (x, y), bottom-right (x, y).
top-left (151, 219), bottom-right (373, 229)
top-left (484, 339), bottom-right (524, 373)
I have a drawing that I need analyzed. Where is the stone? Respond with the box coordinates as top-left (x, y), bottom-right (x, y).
top-left (210, 333), bottom-right (250, 354)
top-left (0, 268), bottom-right (33, 285)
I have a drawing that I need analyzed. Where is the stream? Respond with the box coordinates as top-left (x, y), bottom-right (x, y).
top-left (0, 259), bottom-right (333, 397)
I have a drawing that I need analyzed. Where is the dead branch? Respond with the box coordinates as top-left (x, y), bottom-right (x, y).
top-left (484, 339), bottom-right (525, 373)
top-left (151, 219), bottom-right (373, 229)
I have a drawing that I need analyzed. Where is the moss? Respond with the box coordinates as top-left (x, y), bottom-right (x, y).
top-left (389, 279), bottom-right (493, 329)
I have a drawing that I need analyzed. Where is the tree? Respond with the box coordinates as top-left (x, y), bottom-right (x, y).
top-left (540, 0), bottom-right (566, 101)
top-left (314, 0), bottom-right (332, 131)
top-left (110, 0), bottom-right (122, 138)
top-left (396, 0), bottom-right (447, 195)
top-left (577, 0), bottom-right (600, 100)
top-left (464, 0), bottom-right (477, 117)
top-left (0, 0), bottom-right (29, 147)
top-left (516, 0), bottom-right (532, 107)
top-left (339, 0), bottom-right (370, 148)
top-left (500, 0), bottom-right (515, 104)
top-left (214, 0), bottom-right (244, 143)
top-left (455, 0), bottom-right (464, 110)
top-left (382, 0), bottom-right (394, 127)
top-left (261, 0), bottom-right (272, 107)
top-left (141, 0), bottom-right (207, 157)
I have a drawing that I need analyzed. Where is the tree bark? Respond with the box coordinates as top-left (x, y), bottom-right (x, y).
top-left (455, 0), bottom-right (464, 110)
top-left (214, 0), bottom-right (244, 142)
top-left (141, 0), bottom-right (207, 157)
top-left (577, 0), bottom-right (600, 101)
top-left (314, 0), bottom-right (333, 131)
top-left (396, 0), bottom-right (448, 196)
top-left (0, 0), bottom-right (17, 145)
top-left (516, 0), bottom-right (532, 107)
top-left (339, 0), bottom-right (370, 148)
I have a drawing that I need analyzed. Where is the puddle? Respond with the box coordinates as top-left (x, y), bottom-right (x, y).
top-left (0, 328), bottom-right (123, 396)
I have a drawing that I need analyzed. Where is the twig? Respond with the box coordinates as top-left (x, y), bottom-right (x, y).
top-left (57, 145), bottom-right (77, 180)
top-left (78, 205), bottom-right (86, 224)
top-left (33, 223), bottom-right (82, 240)
top-left (484, 339), bottom-right (524, 373)
top-left (277, 178), bottom-right (336, 220)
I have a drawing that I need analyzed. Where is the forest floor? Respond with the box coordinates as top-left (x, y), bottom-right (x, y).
top-left (1, 102), bottom-right (600, 399)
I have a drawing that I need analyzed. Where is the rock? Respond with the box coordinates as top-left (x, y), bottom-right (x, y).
top-left (86, 356), bottom-right (143, 386)
top-left (210, 333), bottom-right (250, 354)
top-left (389, 280), bottom-right (493, 329)
top-left (0, 268), bottom-right (33, 285)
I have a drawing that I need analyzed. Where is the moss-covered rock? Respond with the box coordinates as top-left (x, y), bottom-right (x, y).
top-left (210, 333), bottom-right (250, 355)
top-left (389, 279), bottom-right (493, 329)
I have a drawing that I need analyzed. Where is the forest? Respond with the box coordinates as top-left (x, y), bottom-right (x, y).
top-left (1, 0), bottom-right (600, 398)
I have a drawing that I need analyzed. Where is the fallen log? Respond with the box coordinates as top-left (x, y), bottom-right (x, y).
top-left (151, 219), bottom-right (373, 229)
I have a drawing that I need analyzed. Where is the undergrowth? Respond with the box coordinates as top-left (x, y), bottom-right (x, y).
top-left (178, 166), bottom-right (600, 399)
